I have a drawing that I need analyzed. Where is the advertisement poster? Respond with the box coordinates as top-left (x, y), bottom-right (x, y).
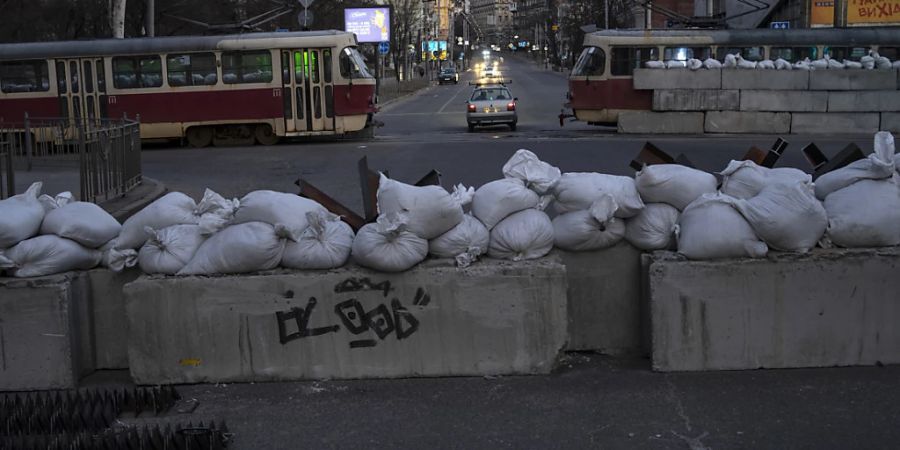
top-left (810, 0), bottom-right (835, 27)
top-left (344, 8), bottom-right (391, 43)
top-left (848, 0), bottom-right (900, 25)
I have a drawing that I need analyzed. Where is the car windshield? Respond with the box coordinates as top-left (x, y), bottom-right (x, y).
top-left (441, 69), bottom-right (455, 74)
top-left (470, 88), bottom-right (511, 101)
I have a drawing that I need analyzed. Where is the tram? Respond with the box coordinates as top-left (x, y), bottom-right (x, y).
top-left (0, 30), bottom-right (377, 146)
top-left (565, 28), bottom-right (900, 125)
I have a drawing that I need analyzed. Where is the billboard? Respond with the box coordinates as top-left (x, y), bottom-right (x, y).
top-left (344, 8), bottom-right (390, 43)
top-left (847, 0), bottom-right (900, 25)
top-left (810, 0), bottom-right (835, 27)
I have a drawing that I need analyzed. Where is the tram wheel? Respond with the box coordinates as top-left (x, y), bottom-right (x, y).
top-left (255, 124), bottom-right (280, 146)
top-left (186, 126), bottom-right (213, 148)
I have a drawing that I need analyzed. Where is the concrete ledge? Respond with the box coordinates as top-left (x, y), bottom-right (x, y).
top-left (88, 268), bottom-right (141, 369)
top-left (650, 248), bottom-right (900, 372)
top-left (617, 111), bottom-right (705, 134)
top-left (809, 70), bottom-right (899, 90)
top-left (740, 90), bottom-right (828, 112)
top-left (633, 69), bottom-right (721, 90)
top-left (791, 113), bottom-right (880, 133)
top-left (704, 111), bottom-right (791, 134)
top-left (653, 90), bottom-right (739, 111)
top-left (882, 113), bottom-right (900, 133)
top-left (124, 257), bottom-right (568, 384)
top-left (560, 243), bottom-right (643, 354)
top-left (722, 70), bottom-right (809, 90)
top-left (0, 272), bottom-right (93, 390)
top-left (828, 91), bottom-right (900, 112)
top-left (99, 177), bottom-right (166, 223)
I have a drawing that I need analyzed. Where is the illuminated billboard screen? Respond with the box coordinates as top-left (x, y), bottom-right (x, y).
top-left (344, 7), bottom-right (391, 43)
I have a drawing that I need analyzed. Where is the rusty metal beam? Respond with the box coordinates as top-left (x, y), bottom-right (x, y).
top-left (357, 156), bottom-right (381, 223)
top-left (630, 141), bottom-right (675, 171)
top-left (295, 178), bottom-right (366, 231)
top-left (414, 169), bottom-right (442, 187)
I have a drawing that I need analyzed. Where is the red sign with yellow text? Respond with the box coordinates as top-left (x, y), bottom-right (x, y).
top-left (848, 0), bottom-right (900, 25)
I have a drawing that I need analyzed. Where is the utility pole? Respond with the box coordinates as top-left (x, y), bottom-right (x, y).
top-left (147, 0), bottom-right (155, 36)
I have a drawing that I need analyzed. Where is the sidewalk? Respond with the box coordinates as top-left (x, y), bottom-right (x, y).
top-left (377, 76), bottom-right (432, 106)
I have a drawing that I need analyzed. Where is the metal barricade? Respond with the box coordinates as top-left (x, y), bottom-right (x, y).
top-left (0, 134), bottom-right (13, 199)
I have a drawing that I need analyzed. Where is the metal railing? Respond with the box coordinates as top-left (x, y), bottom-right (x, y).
top-left (0, 137), bottom-right (13, 199)
top-left (0, 115), bottom-right (142, 202)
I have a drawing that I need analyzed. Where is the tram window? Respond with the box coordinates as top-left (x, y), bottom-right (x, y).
top-left (663, 47), bottom-right (711, 61)
top-left (771, 47), bottom-right (818, 61)
top-left (83, 62), bottom-right (93, 94)
top-left (0, 60), bottom-right (50, 93)
top-left (716, 47), bottom-right (765, 61)
top-left (313, 86), bottom-right (322, 118)
top-left (323, 49), bottom-right (333, 84)
top-left (296, 88), bottom-right (304, 120)
top-left (878, 47), bottom-right (900, 59)
top-left (824, 46), bottom-right (868, 61)
top-left (293, 51), bottom-right (305, 83)
top-left (56, 61), bottom-right (67, 93)
top-left (96, 61), bottom-right (106, 93)
top-left (222, 51), bottom-right (273, 84)
top-left (339, 47), bottom-right (373, 79)
top-left (167, 53), bottom-right (217, 86)
top-left (310, 51), bottom-right (320, 84)
top-left (572, 47), bottom-right (605, 77)
top-left (113, 56), bottom-right (162, 88)
top-left (325, 85), bottom-right (333, 117)
top-left (611, 47), bottom-right (657, 76)
top-left (69, 61), bottom-right (80, 93)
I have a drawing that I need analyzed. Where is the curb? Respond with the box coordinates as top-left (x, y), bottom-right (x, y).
top-left (101, 176), bottom-right (166, 222)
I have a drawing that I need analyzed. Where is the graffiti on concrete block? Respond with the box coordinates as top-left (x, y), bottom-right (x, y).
top-left (276, 279), bottom-right (431, 349)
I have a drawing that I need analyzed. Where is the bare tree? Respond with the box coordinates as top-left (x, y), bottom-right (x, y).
top-left (386, 0), bottom-right (421, 81)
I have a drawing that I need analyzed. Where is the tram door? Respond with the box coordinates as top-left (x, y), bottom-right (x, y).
top-left (281, 48), bottom-right (334, 133)
top-left (55, 59), bottom-right (104, 127)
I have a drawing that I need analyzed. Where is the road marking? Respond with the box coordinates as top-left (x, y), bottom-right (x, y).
top-left (438, 84), bottom-right (467, 113)
top-left (379, 112), bottom-right (461, 116)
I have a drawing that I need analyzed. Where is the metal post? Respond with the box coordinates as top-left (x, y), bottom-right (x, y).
top-left (147, 0), bottom-right (155, 36)
top-left (78, 118), bottom-right (89, 202)
top-left (605, 0), bottom-right (610, 29)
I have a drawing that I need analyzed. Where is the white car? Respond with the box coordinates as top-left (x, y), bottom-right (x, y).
top-left (466, 84), bottom-right (517, 132)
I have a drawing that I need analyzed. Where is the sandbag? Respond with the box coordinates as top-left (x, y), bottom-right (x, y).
top-left (429, 214), bottom-right (490, 267)
top-left (0, 182), bottom-right (44, 248)
top-left (552, 172), bottom-right (644, 218)
top-left (471, 178), bottom-right (540, 229)
top-left (351, 213), bottom-right (428, 272)
top-left (720, 160), bottom-right (811, 199)
top-left (552, 196), bottom-right (625, 252)
top-left (40, 201), bottom-right (121, 248)
top-left (815, 133), bottom-right (895, 201)
top-left (138, 224), bottom-right (208, 275)
top-left (488, 209), bottom-right (554, 261)
top-left (624, 203), bottom-right (680, 251)
top-left (231, 190), bottom-right (327, 235)
top-left (281, 211), bottom-right (354, 270)
top-left (501, 149), bottom-right (561, 194)
top-left (677, 193), bottom-right (768, 260)
top-left (376, 174), bottom-right (465, 239)
top-left (178, 221), bottom-right (290, 275)
top-left (634, 164), bottom-right (717, 210)
top-left (824, 179), bottom-right (900, 248)
top-left (99, 239), bottom-right (137, 272)
top-left (0, 235), bottom-right (101, 277)
top-left (196, 188), bottom-right (239, 234)
top-left (117, 192), bottom-right (200, 249)
top-left (38, 191), bottom-right (74, 212)
top-left (734, 181), bottom-right (827, 252)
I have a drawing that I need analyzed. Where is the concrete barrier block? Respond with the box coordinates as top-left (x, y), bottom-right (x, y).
top-left (633, 69), bottom-right (721, 90)
top-left (810, 70), bottom-right (898, 90)
top-left (882, 113), bottom-right (900, 132)
top-left (650, 249), bottom-right (900, 372)
top-left (828, 91), bottom-right (900, 112)
top-left (560, 243), bottom-right (643, 354)
top-left (722, 70), bottom-right (809, 90)
top-left (791, 113), bottom-right (880, 133)
top-left (705, 111), bottom-right (791, 134)
top-left (740, 90), bottom-right (828, 112)
top-left (617, 111), bottom-right (705, 134)
top-left (0, 273), bottom-right (93, 390)
top-left (88, 268), bottom-right (141, 369)
top-left (652, 89), bottom-right (739, 111)
top-left (124, 257), bottom-right (568, 384)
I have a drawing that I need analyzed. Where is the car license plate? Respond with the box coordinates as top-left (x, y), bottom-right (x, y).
top-left (483, 107), bottom-right (495, 113)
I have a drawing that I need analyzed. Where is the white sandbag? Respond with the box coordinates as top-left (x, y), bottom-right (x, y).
top-left (861, 54), bottom-right (875, 70)
top-left (723, 54), bottom-right (737, 69)
top-left (472, 178), bottom-right (540, 229)
top-left (0, 182), bottom-right (44, 248)
top-left (196, 188), bottom-right (239, 234)
top-left (756, 59), bottom-right (775, 70)
top-left (178, 221), bottom-right (290, 275)
top-left (736, 55), bottom-right (757, 69)
top-left (676, 193), bottom-right (768, 260)
top-left (703, 58), bottom-right (723, 69)
top-left (687, 58), bottom-right (703, 70)
top-left (38, 191), bottom-right (73, 212)
top-left (351, 213), bottom-right (428, 272)
top-left (0, 235), bottom-right (101, 277)
top-left (774, 58), bottom-right (793, 70)
top-left (843, 60), bottom-right (863, 69)
top-left (552, 172), bottom-right (644, 218)
top-left (117, 192), bottom-right (200, 249)
top-left (488, 209), bottom-right (554, 261)
top-left (138, 224), bottom-right (208, 275)
top-left (644, 60), bottom-right (665, 69)
top-left (734, 181), bottom-right (827, 253)
top-left (231, 190), bottom-right (327, 236)
top-left (99, 239), bottom-right (137, 272)
top-left (824, 179), bottom-right (900, 248)
top-left (814, 134), bottom-right (895, 200)
top-left (720, 160), bottom-right (811, 199)
top-left (376, 174), bottom-right (464, 239)
top-left (624, 203), bottom-right (680, 251)
top-left (501, 149), bottom-right (561, 194)
top-left (429, 214), bottom-right (490, 267)
top-left (281, 211), bottom-right (354, 270)
top-left (665, 60), bottom-right (686, 69)
top-left (793, 59), bottom-right (812, 70)
top-left (893, 61), bottom-right (900, 69)
top-left (552, 196), bottom-right (625, 252)
top-left (634, 164), bottom-right (717, 210)
top-left (40, 201), bottom-right (121, 248)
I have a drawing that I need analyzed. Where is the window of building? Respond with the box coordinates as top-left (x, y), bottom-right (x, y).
top-left (167, 53), bottom-right (217, 86)
top-left (611, 47), bottom-right (658, 76)
top-left (0, 60), bottom-right (50, 93)
top-left (113, 55), bottom-right (163, 89)
top-left (222, 51), bottom-right (273, 84)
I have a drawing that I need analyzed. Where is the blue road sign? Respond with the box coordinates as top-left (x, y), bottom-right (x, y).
top-left (771, 21), bottom-right (790, 29)
top-left (379, 41), bottom-right (390, 55)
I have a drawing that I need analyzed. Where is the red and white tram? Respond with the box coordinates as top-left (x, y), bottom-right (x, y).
top-left (0, 30), bottom-right (377, 146)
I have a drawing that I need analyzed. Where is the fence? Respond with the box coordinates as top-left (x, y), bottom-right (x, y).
top-left (0, 136), bottom-right (12, 199)
top-left (0, 116), bottom-right (142, 202)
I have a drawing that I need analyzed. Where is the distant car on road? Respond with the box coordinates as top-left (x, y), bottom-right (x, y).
top-left (482, 66), bottom-right (495, 79)
top-left (466, 83), bottom-right (517, 132)
top-left (438, 67), bottom-right (459, 84)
